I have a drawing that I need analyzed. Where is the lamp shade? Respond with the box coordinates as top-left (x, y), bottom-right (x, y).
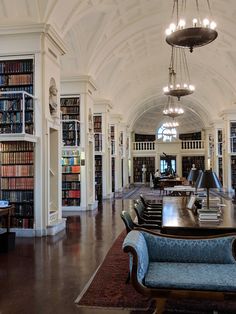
top-left (195, 170), bottom-right (222, 189)
top-left (187, 169), bottom-right (201, 182)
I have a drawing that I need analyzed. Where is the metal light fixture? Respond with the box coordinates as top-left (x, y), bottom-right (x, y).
top-left (163, 47), bottom-right (195, 100)
top-left (163, 96), bottom-right (184, 118)
top-left (165, 0), bottom-right (218, 53)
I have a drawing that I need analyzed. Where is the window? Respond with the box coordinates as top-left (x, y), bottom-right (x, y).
top-left (157, 125), bottom-right (177, 142)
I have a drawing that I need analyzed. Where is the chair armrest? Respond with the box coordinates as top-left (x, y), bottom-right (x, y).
top-left (122, 231), bottom-right (149, 283)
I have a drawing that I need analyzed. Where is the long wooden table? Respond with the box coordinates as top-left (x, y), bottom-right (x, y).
top-left (161, 196), bottom-right (236, 235)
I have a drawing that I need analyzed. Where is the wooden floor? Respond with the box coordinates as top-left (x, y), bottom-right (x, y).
top-left (0, 199), bottom-right (137, 314)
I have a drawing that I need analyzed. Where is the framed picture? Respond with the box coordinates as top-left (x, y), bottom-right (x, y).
top-left (187, 195), bottom-right (196, 210)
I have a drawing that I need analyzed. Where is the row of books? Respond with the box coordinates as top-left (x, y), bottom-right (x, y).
top-left (62, 173), bottom-right (80, 182)
top-left (1, 165), bottom-right (34, 177)
top-left (62, 150), bottom-right (80, 157)
top-left (0, 100), bottom-right (33, 111)
top-left (1, 190), bottom-right (34, 202)
top-left (61, 106), bottom-right (80, 114)
top-left (0, 74), bottom-right (33, 86)
top-left (61, 114), bottom-right (80, 120)
top-left (63, 139), bottom-right (80, 146)
top-left (62, 190), bottom-right (80, 198)
top-left (0, 141), bottom-right (34, 152)
top-left (0, 124), bottom-right (34, 134)
top-left (1, 151), bottom-right (34, 164)
top-left (14, 204), bottom-right (34, 216)
top-left (62, 165), bottom-right (80, 173)
top-left (60, 98), bottom-right (80, 107)
top-left (0, 60), bottom-right (33, 74)
top-left (11, 217), bottom-right (34, 229)
top-left (62, 182), bottom-right (80, 190)
top-left (0, 111), bottom-right (33, 123)
top-left (62, 157), bottom-right (80, 166)
top-left (1, 177), bottom-right (34, 190)
top-left (62, 199), bottom-right (80, 206)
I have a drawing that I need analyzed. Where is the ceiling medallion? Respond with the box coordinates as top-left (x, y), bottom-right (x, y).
top-left (165, 0), bottom-right (217, 53)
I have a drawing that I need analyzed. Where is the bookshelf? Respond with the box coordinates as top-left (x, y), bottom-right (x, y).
top-left (61, 149), bottom-right (80, 208)
top-left (94, 115), bottom-right (102, 152)
top-left (135, 134), bottom-right (155, 142)
top-left (110, 125), bottom-right (115, 155)
top-left (182, 156), bottom-right (205, 179)
top-left (0, 58), bottom-right (35, 232)
top-left (133, 157), bottom-right (155, 183)
top-left (0, 141), bottom-right (34, 229)
top-left (0, 59), bottom-right (34, 135)
top-left (60, 96), bottom-right (80, 146)
top-left (179, 131), bottom-right (201, 141)
top-left (112, 157), bottom-right (115, 192)
top-left (95, 155), bottom-right (102, 201)
top-left (230, 122), bottom-right (236, 153)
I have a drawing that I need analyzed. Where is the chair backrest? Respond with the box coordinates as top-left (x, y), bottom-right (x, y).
top-left (134, 201), bottom-right (145, 224)
top-left (139, 194), bottom-right (147, 207)
top-left (120, 211), bottom-right (135, 233)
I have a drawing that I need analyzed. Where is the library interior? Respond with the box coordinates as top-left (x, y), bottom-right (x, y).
top-left (1, 1), bottom-right (236, 314)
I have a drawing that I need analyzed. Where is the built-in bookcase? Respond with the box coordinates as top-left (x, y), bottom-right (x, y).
top-left (0, 58), bottom-right (35, 231)
top-left (94, 115), bottom-right (102, 152)
top-left (60, 96), bottom-right (81, 210)
top-left (182, 156), bottom-right (205, 179)
top-left (133, 157), bottom-right (155, 183)
top-left (95, 155), bottom-right (102, 201)
top-left (61, 149), bottom-right (80, 208)
top-left (0, 141), bottom-right (34, 228)
top-left (61, 96), bottom-right (80, 147)
top-left (0, 58), bottom-right (34, 135)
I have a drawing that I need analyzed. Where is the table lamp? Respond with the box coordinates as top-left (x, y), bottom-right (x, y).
top-left (187, 168), bottom-right (201, 187)
top-left (195, 169), bottom-right (222, 209)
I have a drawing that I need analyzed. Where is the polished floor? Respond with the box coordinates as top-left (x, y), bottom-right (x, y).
top-left (0, 199), bottom-right (136, 314)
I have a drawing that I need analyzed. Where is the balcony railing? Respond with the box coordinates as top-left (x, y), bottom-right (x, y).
top-left (132, 140), bottom-right (205, 152)
top-left (181, 140), bottom-right (205, 150)
top-left (133, 141), bottom-right (156, 151)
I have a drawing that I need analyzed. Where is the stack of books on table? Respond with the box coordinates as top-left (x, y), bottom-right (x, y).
top-left (197, 208), bottom-right (221, 222)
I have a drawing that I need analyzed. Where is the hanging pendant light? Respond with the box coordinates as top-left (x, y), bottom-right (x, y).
top-left (163, 47), bottom-right (195, 100)
top-left (163, 96), bottom-right (184, 118)
top-left (165, 0), bottom-right (218, 53)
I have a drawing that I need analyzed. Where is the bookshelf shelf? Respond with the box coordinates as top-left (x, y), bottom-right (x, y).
top-left (94, 115), bottom-right (102, 152)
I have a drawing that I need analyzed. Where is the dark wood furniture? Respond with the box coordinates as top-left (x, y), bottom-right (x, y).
top-left (162, 196), bottom-right (236, 235)
top-left (0, 205), bottom-right (15, 252)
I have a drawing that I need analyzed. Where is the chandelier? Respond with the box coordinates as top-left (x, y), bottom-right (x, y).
top-left (163, 96), bottom-right (184, 119)
top-left (163, 47), bottom-right (195, 100)
top-left (163, 120), bottom-right (179, 128)
top-left (165, 0), bottom-right (218, 53)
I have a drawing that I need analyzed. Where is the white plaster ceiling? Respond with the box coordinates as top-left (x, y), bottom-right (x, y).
top-left (0, 0), bottom-right (236, 134)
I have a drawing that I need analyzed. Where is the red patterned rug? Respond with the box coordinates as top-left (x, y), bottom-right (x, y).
top-left (75, 230), bottom-right (236, 313)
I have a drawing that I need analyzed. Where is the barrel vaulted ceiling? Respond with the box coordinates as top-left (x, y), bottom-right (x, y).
top-left (1, 0), bottom-right (236, 134)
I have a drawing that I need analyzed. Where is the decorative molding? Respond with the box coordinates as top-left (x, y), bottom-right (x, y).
top-left (0, 23), bottom-right (67, 55)
top-left (61, 75), bottom-right (97, 92)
